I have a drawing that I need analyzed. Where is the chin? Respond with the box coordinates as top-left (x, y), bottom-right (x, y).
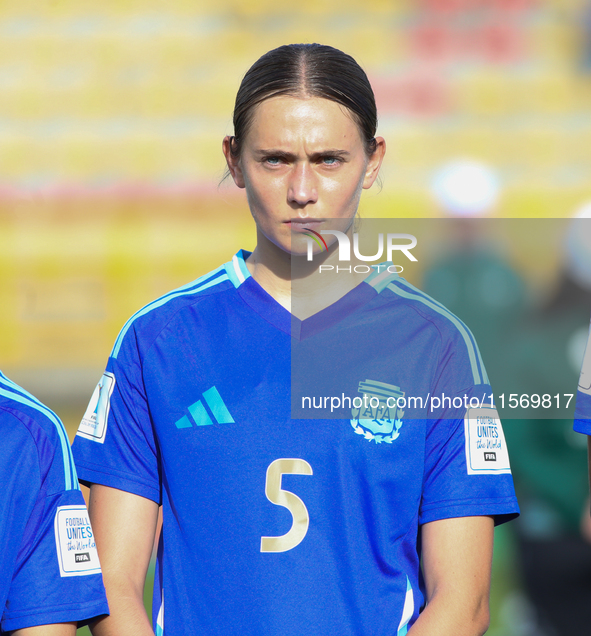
top-left (287, 234), bottom-right (317, 258)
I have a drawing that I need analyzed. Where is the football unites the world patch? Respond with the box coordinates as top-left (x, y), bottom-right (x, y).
top-left (54, 505), bottom-right (102, 577)
top-left (463, 408), bottom-right (511, 475)
top-left (350, 379), bottom-right (405, 444)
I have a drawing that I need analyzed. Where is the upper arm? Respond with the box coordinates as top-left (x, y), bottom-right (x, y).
top-left (89, 484), bottom-right (159, 596)
top-left (421, 515), bottom-right (494, 605)
top-left (11, 623), bottom-right (77, 636)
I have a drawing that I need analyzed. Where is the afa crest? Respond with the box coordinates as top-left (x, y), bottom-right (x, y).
top-left (351, 379), bottom-right (405, 444)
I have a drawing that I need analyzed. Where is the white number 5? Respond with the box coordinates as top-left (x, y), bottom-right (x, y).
top-left (260, 458), bottom-right (313, 553)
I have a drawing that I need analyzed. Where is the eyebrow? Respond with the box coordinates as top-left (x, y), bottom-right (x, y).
top-left (253, 148), bottom-right (351, 161)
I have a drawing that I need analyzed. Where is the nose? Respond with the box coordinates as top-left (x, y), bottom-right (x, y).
top-left (287, 162), bottom-right (318, 207)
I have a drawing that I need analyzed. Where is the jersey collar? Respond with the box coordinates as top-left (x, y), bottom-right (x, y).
top-left (225, 250), bottom-right (251, 287)
top-left (229, 251), bottom-right (400, 339)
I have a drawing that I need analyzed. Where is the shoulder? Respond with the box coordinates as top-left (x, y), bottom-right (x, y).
top-left (0, 372), bottom-right (65, 445)
top-left (377, 276), bottom-right (488, 386)
top-left (111, 253), bottom-right (247, 361)
top-left (381, 276), bottom-right (473, 337)
top-left (575, 389), bottom-right (591, 434)
top-left (0, 372), bottom-right (78, 492)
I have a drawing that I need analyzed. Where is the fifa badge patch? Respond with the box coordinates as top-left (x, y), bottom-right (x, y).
top-left (351, 379), bottom-right (404, 444)
top-left (77, 371), bottom-right (115, 444)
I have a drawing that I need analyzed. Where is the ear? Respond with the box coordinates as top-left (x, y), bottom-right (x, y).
top-left (362, 136), bottom-right (386, 189)
top-left (222, 136), bottom-right (245, 188)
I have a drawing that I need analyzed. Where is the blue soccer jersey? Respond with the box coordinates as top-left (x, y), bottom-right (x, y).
top-left (0, 371), bottom-right (108, 632)
top-left (72, 250), bottom-right (518, 636)
top-left (574, 321), bottom-right (591, 434)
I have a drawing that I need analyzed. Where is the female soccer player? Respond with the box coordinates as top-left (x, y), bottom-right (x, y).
top-left (575, 320), bottom-right (591, 487)
top-left (72, 43), bottom-right (519, 636)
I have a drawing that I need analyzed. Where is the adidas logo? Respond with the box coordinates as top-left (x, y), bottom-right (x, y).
top-left (175, 386), bottom-right (234, 429)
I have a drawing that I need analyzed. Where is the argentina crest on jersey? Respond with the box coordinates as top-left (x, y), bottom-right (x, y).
top-left (351, 379), bottom-right (405, 444)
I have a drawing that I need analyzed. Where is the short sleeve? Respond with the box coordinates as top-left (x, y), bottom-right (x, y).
top-left (0, 412), bottom-right (108, 632)
top-left (419, 324), bottom-right (519, 526)
top-left (3, 491), bottom-right (109, 631)
top-left (574, 390), bottom-right (591, 434)
top-left (419, 413), bottom-right (519, 527)
top-left (72, 324), bottom-right (161, 503)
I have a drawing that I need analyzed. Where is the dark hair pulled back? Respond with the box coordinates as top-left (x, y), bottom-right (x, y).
top-left (230, 43), bottom-right (378, 157)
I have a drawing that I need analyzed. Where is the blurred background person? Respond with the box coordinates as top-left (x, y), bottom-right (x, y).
top-left (501, 207), bottom-right (591, 636)
top-left (423, 159), bottom-right (529, 396)
top-left (577, 0), bottom-right (591, 72)
top-left (421, 158), bottom-right (533, 634)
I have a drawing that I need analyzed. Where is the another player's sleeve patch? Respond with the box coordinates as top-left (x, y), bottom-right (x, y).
top-left (54, 505), bottom-right (102, 577)
top-left (579, 330), bottom-right (591, 395)
top-left (76, 372), bottom-right (115, 444)
top-left (463, 408), bottom-right (511, 475)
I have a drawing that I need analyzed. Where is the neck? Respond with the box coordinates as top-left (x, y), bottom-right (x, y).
top-left (245, 228), bottom-right (369, 319)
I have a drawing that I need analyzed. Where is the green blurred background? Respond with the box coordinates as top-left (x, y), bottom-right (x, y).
top-left (2, 0), bottom-right (591, 634)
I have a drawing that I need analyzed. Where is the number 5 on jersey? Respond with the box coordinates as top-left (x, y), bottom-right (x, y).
top-left (260, 458), bottom-right (313, 553)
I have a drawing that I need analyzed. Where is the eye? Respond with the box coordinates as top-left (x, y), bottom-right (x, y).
top-left (264, 156), bottom-right (282, 166)
top-left (321, 156), bottom-right (342, 166)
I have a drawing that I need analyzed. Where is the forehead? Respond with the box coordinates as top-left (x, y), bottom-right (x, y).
top-left (246, 95), bottom-right (363, 149)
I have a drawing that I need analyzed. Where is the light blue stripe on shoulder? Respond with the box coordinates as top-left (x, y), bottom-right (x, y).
top-left (112, 270), bottom-right (229, 359)
top-left (387, 282), bottom-right (486, 386)
top-left (393, 278), bottom-right (489, 384)
top-left (365, 262), bottom-right (400, 294)
top-left (111, 265), bottom-right (226, 358)
top-left (0, 378), bottom-right (77, 491)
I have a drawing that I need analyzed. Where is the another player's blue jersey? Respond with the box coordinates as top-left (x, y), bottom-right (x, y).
top-left (72, 250), bottom-right (519, 636)
top-left (574, 321), bottom-right (591, 434)
top-left (0, 371), bottom-right (108, 632)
